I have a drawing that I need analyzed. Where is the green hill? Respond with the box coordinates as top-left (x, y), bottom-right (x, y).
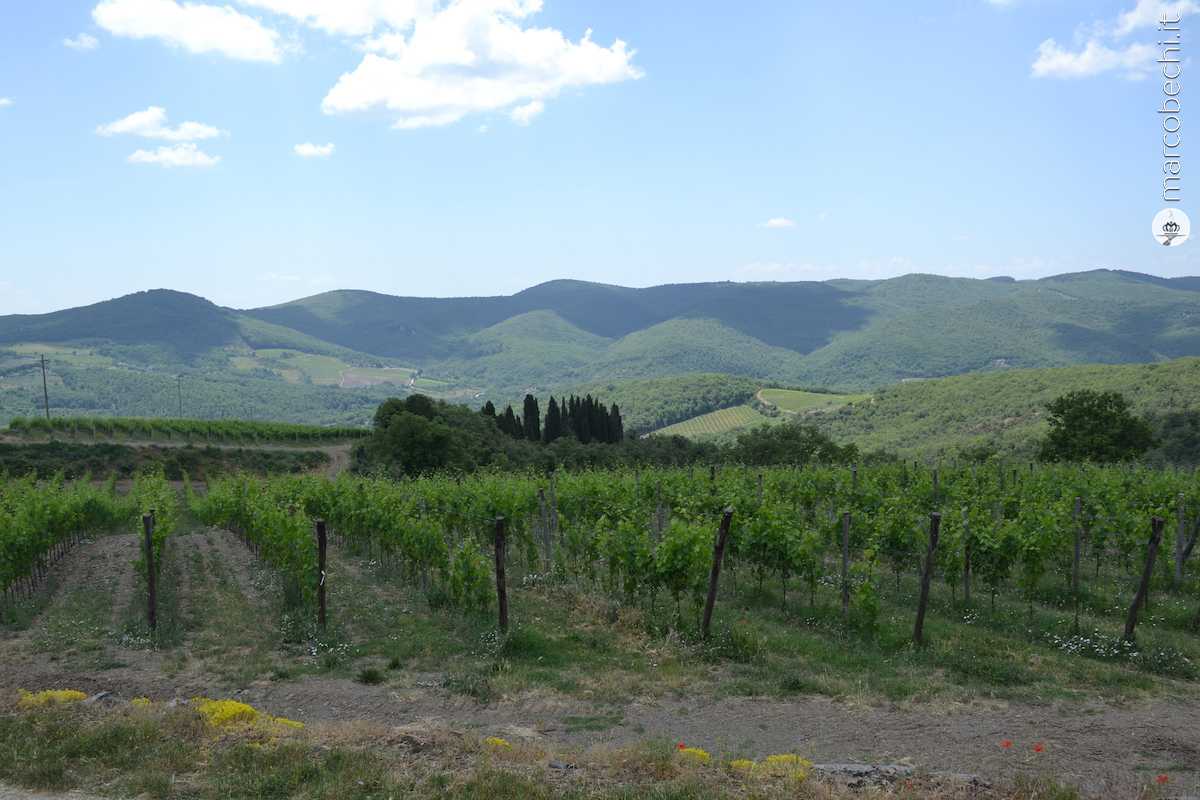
top-left (811, 357), bottom-right (1200, 459)
top-left (7, 271), bottom-right (1200, 426)
top-left (247, 270), bottom-right (1200, 392)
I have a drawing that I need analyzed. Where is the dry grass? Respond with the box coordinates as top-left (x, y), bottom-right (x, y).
top-left (0, 698), bottom-right (1102, 799)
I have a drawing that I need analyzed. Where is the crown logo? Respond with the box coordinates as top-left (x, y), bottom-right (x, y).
top-left (1164, 219), bottom-right (1180, 233)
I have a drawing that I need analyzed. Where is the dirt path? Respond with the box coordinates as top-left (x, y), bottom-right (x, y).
top-left (2, 535), bottom-right (1196, 798)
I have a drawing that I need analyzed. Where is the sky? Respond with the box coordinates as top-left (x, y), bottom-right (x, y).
top-left (0, 0), bottom-right (1197, 314)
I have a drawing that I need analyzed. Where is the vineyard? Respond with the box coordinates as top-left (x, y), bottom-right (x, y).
top-left (0, 473), bottom-right (141, 616)
top-left (3, 462), bottom-right (1200, 795)
top-left (757, 389), bottom-right (867, 414)
top-left (4, 416), bottom-right (367, 445)
top-left (173, 462), bottom-right (1200, 686)
top-left (655, 406), bottom-right (773, 439)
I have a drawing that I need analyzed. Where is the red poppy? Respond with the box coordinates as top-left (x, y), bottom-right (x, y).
top-left (676, 742), bottom-right (686, 751)
top-left (1000, 740), bottom-right (1013, 749)
top-left (1156, 775), bottom-right (1170, 785)
top-left (1033, 742), bottom-right (1044, 753)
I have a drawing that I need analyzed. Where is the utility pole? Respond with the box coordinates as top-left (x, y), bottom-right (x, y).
top-left (177, 375), bottom-right (183, 418)
top-left (40, 355), bottom-right (50, 420)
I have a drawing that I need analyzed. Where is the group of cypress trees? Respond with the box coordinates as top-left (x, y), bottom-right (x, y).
top-left (482, 394), bottom-right (624, 444)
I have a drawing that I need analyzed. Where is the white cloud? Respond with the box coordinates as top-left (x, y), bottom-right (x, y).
top-left (509, 99), bottom-right (543, 125)
top-left (321, 2), bottom-right (641, 129)
top-left (391, 111), bottom-right (465, 129)
top-left (294, 142), bottom-right (335, 157)
top-left (1114, 0), bottom-right (1198, 36)
top-left (127, 142), bottom-right (220, 167)
top-left (1031, 38), bottom-right (1157, 78)
top-left (93, 0), bottom-right (283, 63)
top-left (238, 0), bottom-right (432, 37)
top-left (1032, 1), bottom-right (1197, 78)
top-left (0, 98), bottom-right (11, 108)
top-left (64, 32), bottom-right (100, 51)
top-left (760, 217), bottom-right (797, 229)
top-left (97, 106), bottom-right (223, 141)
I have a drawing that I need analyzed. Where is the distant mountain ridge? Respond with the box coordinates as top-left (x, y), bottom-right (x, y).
top-left (5, 270), bottom-right (1200, 398)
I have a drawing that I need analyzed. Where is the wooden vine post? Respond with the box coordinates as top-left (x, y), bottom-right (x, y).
top-left (316, 519), bottom-right (327, 630)
top-left (840, 512), bottom-right (851, 620)
top-left (1072, 496), bottom-right (1084, 632)
top-left (143, 512), bottom-right (157, 632)
top-left (1071, 497), bottom-right (1083, 595)
top-left (537, 488), bottom-right (552, 570)
top-left (1123, 517), bottom-right (1164, 643)
top-left (913, 512), bottom-right (941, 646)
top-left (701, 507), bottom-right (735, 640)
top-left (961, 506), bottom-right (971, 605)
top-left (1176, 493), bottom-right (1186, 589)
top-left (494, 516), bottom-right (509, 633)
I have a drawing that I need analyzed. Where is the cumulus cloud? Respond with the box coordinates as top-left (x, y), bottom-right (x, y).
top-left (87, 1), bottom-right (638, 128)
top-left (128, 142), bottom-right (220, 167)
top-left (1114, 0), bottom-right (1198, 36)
top-left (294, 142), bottom-right (335, 157)
top-left (1033, 0), bottom-right (1197, 78)
top-left (0, 98), bottom-right (11, 108)
top-left (321, 1), bottom-right (641, 129)
top-left (64, 32), bottom-right (100, 51)
top-left (509, 99), bottom-right (543, 125)
top-left (97, 106), bottom-right (223, 141)
top-left (1031, 38), bottom-right (1157, 78)
top-left (93, 0), bottom-right (283, 63)
top-left (760, 217), bottom-right (797, 229)
top-left (237, 0), bottom-right (432, 37)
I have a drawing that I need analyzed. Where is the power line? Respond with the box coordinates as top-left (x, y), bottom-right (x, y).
top-left (40, 354), bottom-right (50, 420)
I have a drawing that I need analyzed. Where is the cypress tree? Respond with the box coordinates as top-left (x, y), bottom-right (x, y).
top-left (579, 395), bottom-right (592, 444)
top-left (523, 394), bottom-right (541, 442)
top-left (610, 403), bottom-right (624, 443)
top-left (501, 405), bottom-right (521, 439)
top-left (567, 396), bottom-right (579, 440)
top-left (481, 400), bottom-right (496, 418)
top-left (543, 397), bottom-right (562, 443)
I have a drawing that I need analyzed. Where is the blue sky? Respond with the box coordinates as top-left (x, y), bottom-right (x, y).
top-left (0, 0), bottom-right (1196, 314)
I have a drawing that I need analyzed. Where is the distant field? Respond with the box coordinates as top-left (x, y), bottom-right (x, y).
top-left (655, 404), bottom-right (772, 438)
top-left (340, 366), bottom-right (417, 388)
top-left (758, 388), bottom-right (868, 414)
top-left (3, 343), bottom-right (114, 368)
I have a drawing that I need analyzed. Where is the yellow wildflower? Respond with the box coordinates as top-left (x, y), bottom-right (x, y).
top-left (193, 698), bottom-right (259, 727)
top-left (484, 736), bottom-right (512, 749)
top-left (677, 746), bottom-right (711, 764)
top-left (131, 697), bottom-right (152, 709)
top-left (272, 717), bottom-right (305, 730)
top-left (762, 754), bottom-right (812, 780)
top-left (729, 758), bottom-right (755, 772)
top-left (17, 689), bottom-right (87, 709)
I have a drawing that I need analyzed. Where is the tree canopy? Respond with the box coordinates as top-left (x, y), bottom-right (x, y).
top-left (1037, 390), bottom-right (1156, 463)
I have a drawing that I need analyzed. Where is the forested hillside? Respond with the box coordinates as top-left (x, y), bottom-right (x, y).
top-left (5, 270), bottom-right (1200, 426)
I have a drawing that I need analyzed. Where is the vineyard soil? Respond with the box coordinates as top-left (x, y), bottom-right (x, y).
top-left (1, 523), bottom-right (1197, 798)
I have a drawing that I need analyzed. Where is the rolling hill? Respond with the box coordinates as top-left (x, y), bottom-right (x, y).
top-left (809, 357), bottom-right (1200, 460)
top-left (5, 270), bottom-right (1200, 427)
top-left (246, 270), bottom-right (1200, 391)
